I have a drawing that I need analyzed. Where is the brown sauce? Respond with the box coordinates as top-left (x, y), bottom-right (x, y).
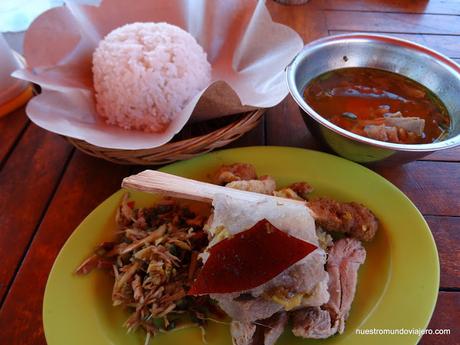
top-left (303, 67), bottom-right (450, 144)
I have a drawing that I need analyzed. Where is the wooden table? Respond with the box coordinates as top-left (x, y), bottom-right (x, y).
top-left (0, 1), bottom-right (459, 344)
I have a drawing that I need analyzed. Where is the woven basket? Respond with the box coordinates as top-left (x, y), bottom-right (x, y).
top-left (66, 108), bottom-right (265, 165)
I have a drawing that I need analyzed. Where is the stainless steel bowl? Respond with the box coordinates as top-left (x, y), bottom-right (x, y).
top-left (286, 33), bottom-right (460, 166)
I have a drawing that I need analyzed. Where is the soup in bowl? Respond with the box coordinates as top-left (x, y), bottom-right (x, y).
top-left (286, 33), bottom-right (460, 165)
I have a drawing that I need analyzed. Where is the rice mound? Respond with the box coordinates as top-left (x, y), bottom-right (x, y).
top-left (92, 22), bottom-right (211, 133)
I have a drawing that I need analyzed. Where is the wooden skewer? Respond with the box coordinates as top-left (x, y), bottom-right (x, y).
top-left (121, 170), bottom-right (305, 206)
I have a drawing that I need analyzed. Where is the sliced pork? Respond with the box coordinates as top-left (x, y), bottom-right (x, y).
top-left (230, 312), bottom-right (288, 345)
top-left (262, 312), bottom-right (289, 345)
top-left (326, 238), bottom-right (366, 333)
top-left (292, 238), bottom-right (366, 338)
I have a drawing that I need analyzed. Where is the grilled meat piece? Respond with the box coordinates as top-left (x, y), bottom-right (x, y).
top-left (308, 197), bottom-right (378, 241)
top-left (288, 182), bottom-right (313, 200)
top-left (213, 163), bottom-right (257, 185)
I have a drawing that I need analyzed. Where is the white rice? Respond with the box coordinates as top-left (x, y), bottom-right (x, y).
top-left (92, 22), bottom-right (211, 133)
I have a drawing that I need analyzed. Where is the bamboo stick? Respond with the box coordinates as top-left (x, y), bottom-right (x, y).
top-left (122, 170), bottom-right (305, 206)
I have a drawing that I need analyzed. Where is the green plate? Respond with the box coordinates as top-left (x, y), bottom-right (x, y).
top-left (43, 147), bottom-right (439, 345)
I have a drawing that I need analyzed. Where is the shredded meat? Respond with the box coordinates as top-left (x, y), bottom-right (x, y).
top-left (213, 163), bottom-right (257, 185)
top-left (76, 195), bottom-right (219, 338)
top-left (308, 197), bottom-right (378, 241)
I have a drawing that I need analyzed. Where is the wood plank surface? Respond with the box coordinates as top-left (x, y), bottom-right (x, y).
top-left (326, 11), bottom-right (460, 34)
top-left (376, 161), bottom-right (460, 217)
top-left (0, 151), bottom-right (131, 344)
top-left (422, 147), bottom-right (460, 162)
top-left (0, 108), bottom-right (28, 166)
top-left (267, 0), bottom-right (328, 41)
top-left (426, 216), bottom-right (460, 289)
top-left (322, 0), bottom-right (460, 15)
top-left (266, 97), bottom-right (322, 149)
top-left (419, 292), bottom-right (460, 345)
top-left (0, 124), bottom-right (72, 303)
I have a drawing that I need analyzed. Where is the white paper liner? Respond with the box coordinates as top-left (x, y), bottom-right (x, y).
top-left (14, 0), bottom-right (303, 149)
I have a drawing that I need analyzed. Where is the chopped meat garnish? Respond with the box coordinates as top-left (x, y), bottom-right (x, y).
top-left (289, 182), bottom-right (314, 199)
top-left (274, 182), bottom-right (313, 201)
top-left (273, 188), bottom-right (303, 201)
top-left (226, 176), bottom-right (276, 195)
top-left (308, 198), bottom-right (378, 241)
top-left (213, 163), bottom-right (257, 185)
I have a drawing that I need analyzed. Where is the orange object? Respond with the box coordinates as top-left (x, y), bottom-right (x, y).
top-left (0, 84), bottom-right (33, 118)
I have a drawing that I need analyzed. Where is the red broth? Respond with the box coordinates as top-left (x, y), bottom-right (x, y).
top-left (303, 68), bottom-right (450, 144)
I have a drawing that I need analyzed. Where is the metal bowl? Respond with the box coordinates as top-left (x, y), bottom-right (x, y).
top-left (286, 33), bottom-right (460, 166)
